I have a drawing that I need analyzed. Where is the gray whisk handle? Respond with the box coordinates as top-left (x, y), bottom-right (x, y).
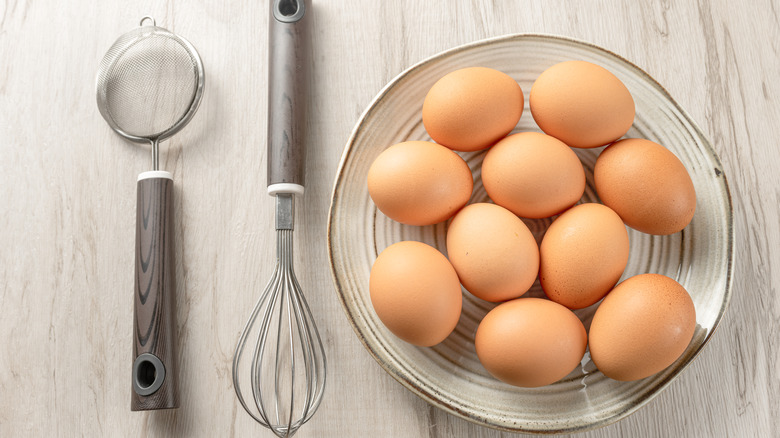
top-left (267, 0), bottom-right (311, 191)
top-left (131, 172), bottom-right (178, 411)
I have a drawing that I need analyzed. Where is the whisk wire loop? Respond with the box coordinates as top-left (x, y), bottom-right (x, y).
top-left (233, 264), bottom-right (280, 426)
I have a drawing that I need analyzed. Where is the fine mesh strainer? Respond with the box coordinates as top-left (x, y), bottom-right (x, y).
top-left (96, 16), bottom-right (204, 411)
top-left (97, 16), bottom-right (204, 168)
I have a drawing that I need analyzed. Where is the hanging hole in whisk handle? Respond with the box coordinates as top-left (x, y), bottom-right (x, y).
top-left (273, 0), bottom-right (305, 23)
top-left (139, 16), bottom-right (157, 27)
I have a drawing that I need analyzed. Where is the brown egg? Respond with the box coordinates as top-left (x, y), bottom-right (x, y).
top-left (369, 241), bottom-right (462, 347)
top-left (482, 132), bottom-right (585, 218)
top-left (589, 274), bottom-right (697, 381)
top-left (594, 138), bottom-right (696, 235)
top-left (540, 203), bottom-right (629, 309)
top-left (475, 298), bottom-right (587, 387)
top-left (446, 203), bottom-right (539, 302)
top-left (422, 67), bottom-right (524, 152)
top-left (367, 141), bottom-right (473, 226)
top-left (530, 61), bottom-right (635, 148)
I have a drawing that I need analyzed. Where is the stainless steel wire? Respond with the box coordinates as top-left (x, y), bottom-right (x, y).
top-left (233, 194), bottom-right (327, 437)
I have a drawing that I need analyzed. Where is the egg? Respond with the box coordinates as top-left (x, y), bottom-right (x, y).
top-left (540, 203), bottom-right (629, 309)
top-left (530, 60), bottom-right (635, 148)
top-left (422, 67), bottom-right (524, 152)
top-left (446, 203), bottom-right (539, 302)
top-left (588, 274), bottom-right (697, 381)
top-left (369, 241), bottom-right (462, 347)
top-left (367, 141), bottom-right (473, 226)
top-left (482, 132), bottom-right (585, 218)
top-left (594, 138), bottom-right (696, 235)
top-left (475, 298), bottom-right (587, 387)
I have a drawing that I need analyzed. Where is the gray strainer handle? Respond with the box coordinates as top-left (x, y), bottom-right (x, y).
top-left (267, 0), bottom-right (311, 192)
top-left (131, 172), bottom-right (178, 411)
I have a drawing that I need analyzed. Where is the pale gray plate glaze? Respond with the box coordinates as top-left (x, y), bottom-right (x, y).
top-left (327, 34), bottom-right (734, 434)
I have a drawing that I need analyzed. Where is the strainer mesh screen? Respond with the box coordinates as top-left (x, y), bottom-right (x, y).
top-left (97, 28), bottom-right (198, 139)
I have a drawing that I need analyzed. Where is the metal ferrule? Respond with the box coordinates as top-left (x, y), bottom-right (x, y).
top-left (275, 194), bottom-right (294, 230)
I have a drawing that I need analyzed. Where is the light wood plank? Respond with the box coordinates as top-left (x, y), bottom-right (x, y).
top-left (0, 0), bottom-right (777, 436)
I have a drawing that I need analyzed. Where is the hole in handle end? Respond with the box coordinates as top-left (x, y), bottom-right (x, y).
top-left (273, 0), bottom-right (305, 23)
top-left (278, 0), bottom-right (298, 16)
top-left (133, 353), bottom-right (166, 396)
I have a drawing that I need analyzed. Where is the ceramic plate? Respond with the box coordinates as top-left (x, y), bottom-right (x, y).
top-left (327, 34), bottom-right (733, 434)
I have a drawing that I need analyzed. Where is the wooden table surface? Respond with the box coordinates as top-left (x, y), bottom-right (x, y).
top-left (1, 0), bottom-right (777, 436)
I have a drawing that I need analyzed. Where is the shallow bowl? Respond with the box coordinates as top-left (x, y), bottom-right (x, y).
top-left (327, 34), bottom-right (734, 434)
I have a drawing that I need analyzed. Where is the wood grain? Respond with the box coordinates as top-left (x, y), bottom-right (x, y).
top-left (132, 177), bottom-right (178, 411)
top-left (0, 0), bottom-right (778, 436)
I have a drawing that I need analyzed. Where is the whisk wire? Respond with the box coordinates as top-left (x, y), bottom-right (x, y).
top-left (287, 271), bottom-right (312, 424)
top-left (233, 263), bottom-right (279, 425)
top-left (251, 264), bottom-right (282, 427)
top-left (288, 272), bottom-right (326, 423)
top-left (275, 262), bottom-right (295, 435)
